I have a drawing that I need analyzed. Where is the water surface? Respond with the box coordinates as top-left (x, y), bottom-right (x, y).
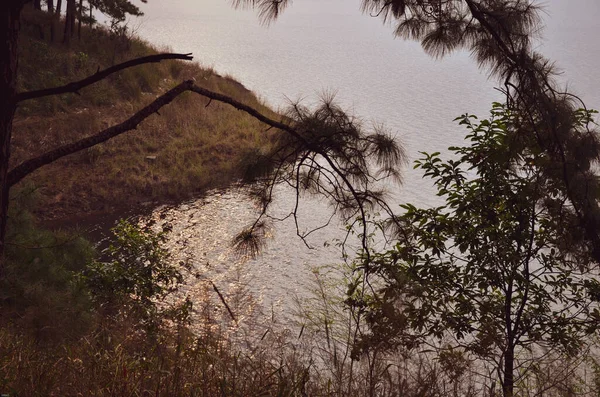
top-left (134, 0), bottom-right (600, 315)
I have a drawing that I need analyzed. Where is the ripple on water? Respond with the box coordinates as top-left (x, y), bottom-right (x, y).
top-left (146, 186), bottom-right (353, 328)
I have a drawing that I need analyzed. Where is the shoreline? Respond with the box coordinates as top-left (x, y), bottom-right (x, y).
top-left (13, 19), bottom-right (278, 230)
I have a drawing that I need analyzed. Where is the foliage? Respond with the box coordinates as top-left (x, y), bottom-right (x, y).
top-left (84, 220), bottom-right (185, 330)
top-left (1, 185), bottom-right (95, 342)
top-left (295, 263), bottom-right (484, 396)
top-left (237, 0), bottom-right (600, 275)
top-left (7, 0), bottom-right (600, 394)
top-left (238, 96), bottom-right (406, 255)
top-left (89, 0), bottom-right (144, 34)
top-left (356, 104), bottom-right (600, 395)
top-left (1, 186), bottom-right (598, 396)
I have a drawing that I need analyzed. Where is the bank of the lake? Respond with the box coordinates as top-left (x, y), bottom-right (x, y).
top-left (12, 9), bottom-right (278, 224)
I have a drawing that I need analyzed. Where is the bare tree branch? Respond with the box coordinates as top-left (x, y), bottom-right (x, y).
top-left (210, 280), bottom-right (236, 322)
top-left (189, 84), bottom-right (305, 144)
top-left (8, 80), bottom-right (195, 187)
top-left (16, 53), bottom-right (193, 102)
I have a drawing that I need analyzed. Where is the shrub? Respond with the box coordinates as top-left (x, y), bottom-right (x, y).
top-left (84, 220), bottom-right (185, 332)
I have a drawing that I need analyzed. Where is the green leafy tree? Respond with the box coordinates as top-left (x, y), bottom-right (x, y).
top-left (91, 0), bottom-right (143, 23)
top-left (89, 0), bottom-right (144, 34)
top-left (357, 104), bottom-right (600, 396)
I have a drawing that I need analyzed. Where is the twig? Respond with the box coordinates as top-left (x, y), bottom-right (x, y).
top-left (210, 280), bottom-right (236, 322)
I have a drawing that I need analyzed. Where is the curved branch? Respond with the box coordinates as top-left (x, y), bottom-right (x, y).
top-left (16, 53), bottom-right (193, 102)
top-left (8, 80), bottom-right (195, 187)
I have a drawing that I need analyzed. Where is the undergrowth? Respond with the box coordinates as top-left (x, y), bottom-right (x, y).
top-left (2, 186), bottom-right (599, 396)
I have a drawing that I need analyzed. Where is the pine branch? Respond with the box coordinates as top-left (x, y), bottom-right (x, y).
top-left (189, 84), bottom-right (304, 143)
top-left (188, 84), bottom-right (373, 256)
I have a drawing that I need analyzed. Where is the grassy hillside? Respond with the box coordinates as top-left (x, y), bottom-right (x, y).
top-left (12, 10), bottom-right (277, 222)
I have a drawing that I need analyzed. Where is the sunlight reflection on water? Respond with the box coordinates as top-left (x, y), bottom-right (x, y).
top-left (146, 186), bottom-right (354, 320)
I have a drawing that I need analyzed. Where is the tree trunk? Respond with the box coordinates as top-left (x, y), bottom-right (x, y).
top-left (70, 0), bottom-right (75, 35)
top-left (63, 0), bottom-right (74, 44)
top-left (77, 0), bottom-right (82, 39)
top-left (48, 0), bottom-right (55, 41)
top-left (30, 0), bottom-right (45, 39)
top-left (54, 0), bottom-right (62, 44)
top-left (0, 1), bottom-right (21, 274)
top-left (503, 345), bottom-right (514, 397)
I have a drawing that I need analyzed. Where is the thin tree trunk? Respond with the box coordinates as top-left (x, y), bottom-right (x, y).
top-left (63, 0), bottom-right (76, 45)
top-left (0, 1), bottom-right (21, 274)
top-left (503, 345), bottom-right (514, 397)
top-left (77, 0), bottom-right (82, 39)
top-left (30, 0), bottom-right (45, 39)
top-left (47, 0), bottom-right (55, 41)
top-left (69, 0), bottom-right (75, 35)
top-left (53, 0), bottom-right (62, 43)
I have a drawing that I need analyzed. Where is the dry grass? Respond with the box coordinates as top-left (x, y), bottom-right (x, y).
top-left (2, 255), bottom-right (592, 397)
top-left (12, 10), bottom-right (278, 223)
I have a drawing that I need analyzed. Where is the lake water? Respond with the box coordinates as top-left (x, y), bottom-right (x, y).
top-left (134, 1), bottom-right (600, 317)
